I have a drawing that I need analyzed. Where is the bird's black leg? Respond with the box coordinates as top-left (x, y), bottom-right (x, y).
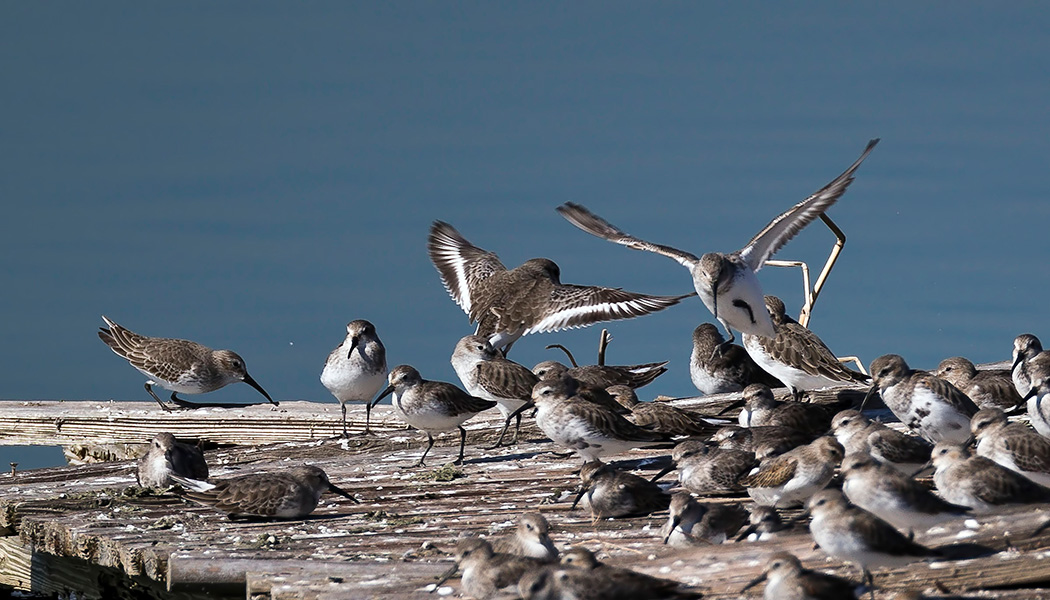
top-left (415, 433), bottom-right (435, 467)
top-left (455, 426), bottom-right (467, 465)
top-left (144, 383), bottom-right (172, 412)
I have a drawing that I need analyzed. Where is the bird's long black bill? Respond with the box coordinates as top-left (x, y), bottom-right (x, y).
top-left (717, 399), bottom-right (746, 416)
top-left (347, 336), bottom-right (360, 359)
top-left (649, 464), bottom-right (676, 484)
top-left (370, 385), bottom-right (395, 410)
top-left (740, 572), bottom-right (767, 593)
top-left (506, 399), bottom-right (535, 422)
top-left (663, 516), bottom-right (681, 544)
top-left (328, 482), bottom-right (360, 503)
top-left (734, 523), bottom-right (758, 543)
top-left (859, 385), bottom-right (879, 412)
top-left (432, 563), bottom-right (459, 590)
top-left (569, 485), bottom-right (588, 511)
top-left (243, 373), bottom-right (278, 406)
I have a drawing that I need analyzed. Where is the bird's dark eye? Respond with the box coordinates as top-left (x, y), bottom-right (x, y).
top-left (526, 523), bottom-right (535, 531)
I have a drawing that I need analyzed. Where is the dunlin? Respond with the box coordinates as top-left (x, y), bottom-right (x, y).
top-left (530, 368), bottom-right (631, 415)
top-left (726, 383), bottom-right (832, 437)
top-left (371, 365), bottom-right (497, 467)
top-left (571, 460), bottom-right (670, 519)
top-left (712, 424), bottom-right (813, 460)
top-left (660, 491), bottom-right (747, 546)
top-left (607, 385), bottom-right (717, 438)
top-left (172, 465), bottom-right (357, 519)
top-left (492, 513), bottom-right (559, 561)
top-left (450, 335), bottom-right (538, 446)
top-left (1012, 333), bottom-right (1050, 397)
top-left (741, 551), bottom-right (859, 600)
top-left (556, 139), bottom-right (879, 346)
top-left (929, 441), bottom-right (1050, 512)
top-left (557, 547), bottom-right (703, 599)
top-left (742, 295), bottom-right (868, 401)
top-left (137, 432), bottom-right (208, 489)
top-left (435, 537), bottom-right (548, 600)
top-left (831, 410), bottom-right (931, 475)
top-left (650, 440), bottom-right (757, 495)
top-left (531, 359), bottom-right (668, 390)
top-left (427, 221), bottom-right (692, 353)
top-left (864, 354), bottom-right (978, 444)
top-left (934, 356), bottom-right (1021, 411)
top-left (98, 315), bottom-right (277, 411)
top-left (840, 452), bottom-right (969, 533)
top-left (739, 436), bottom-right (843, 507)
top-left (690, 323), bottom-right (782, 395)
top-left (734, 505), bottom-right (789, 542)
top-left (508, 378), bottom-right (671, 462)
top-left (970, 407), bottom-right (1050, 487)
top-left (320, 319), bottom-right (387, 436)
top-left (806, 489), bottom-right (937, 589)
top-left (1025, 373), bottom-right (1050, 438)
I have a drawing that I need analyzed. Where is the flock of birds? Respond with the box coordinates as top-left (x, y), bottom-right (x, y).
top-left (89, 137), bottom-right (1050, 599)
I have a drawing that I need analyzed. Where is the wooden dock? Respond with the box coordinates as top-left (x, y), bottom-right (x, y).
top-left (5, 386), bottom-right (1050, 599)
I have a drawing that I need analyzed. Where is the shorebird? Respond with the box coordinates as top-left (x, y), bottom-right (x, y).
top-left (427, 221), bottom-right (692, 353)
top-left (137, 432), bottom-right (208, 489)
top-left (571, 461), bottom-right (670, 519)
top-left (492, 513), bottom-right (559, 561)
top-left (934, 356), bottom-right (1022, 411)
top-left (555, 547), bottom-right (704, 599)
top-left (172, 465), bottom-right (357, 519)
top-left (929, 441), bottom-right (1050, 512)
top-left (690, 323), bottom-right (782, 395)
top-left (739, 436), bottom-right (844, 507)
top-left (660, 491), bottom-right (747, 546)
top-left (805, 489), bottom-right (937, 590)
top-left (531, 359), bottom-right (668, 390)
top-left (970, 408), bottom-right (1050, 487)
top-left (831, 409), bottom-right (932, 475)
top-left (607, 385), bottom-right (718, 437)
top-left (1012, 333), bottom-right (1050, 397)
top-left (508, 377), bottom-right (671, 462)
top-left (734, 505), bottom-right (789, 542)
top-left (1025, 374), bottom-right (1050, 439)
top-left (371, 365), bottom-right (497, 467)
top-left (742, 295), bottom-right (869, 401)
top-left (556, 139), bottom-right (879, 347)
top-left (435, 537), bottom-right (548, 600)
top-left (97, 316), bottom-right (277, 411)
top-left (712, 424), bottom-right (813, 460)
top-left (864, 354), bottom-right (979, 444)
top-left (450, 335), bottom-right (537, 446)
top-left (741, 551), bottom-right (859, 600)
top-left (320, 319), bottom-right (387, 436)
top-left (725, 383), bottom-right (833, 436)
top-left (650, 440), bottom-right (757, 495)
top-left (840, 452), bottom-right (969, 533)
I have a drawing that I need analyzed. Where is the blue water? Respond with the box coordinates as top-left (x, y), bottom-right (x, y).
top-left (2, 4), bottom-right (1048, 469)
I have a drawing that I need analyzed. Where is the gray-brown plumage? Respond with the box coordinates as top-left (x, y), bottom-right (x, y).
top-left (712, 424), bottom-right (813, 460)
top-left (729, 384), bottom-right (833, 436)
top-left (427, 221), bottom-right (692, 354)
top-left (608, 385), bottom-right (718, 437)
top-left (436, 537), bottom-right (549, 600)
top-left (172, 465), bottom-right (357, 519)
top-left (532, 359), bottom-right (668, 391)
top-left (734, 505), bottom-right (789, 542)
top-left (831, 409), bottom-right (931, 474)
top-left (742, 552), bottom-right (859, 600)
top-left (690, 323), bottom-right (783, 395)
top-left (137, 432), bottom-right (209, 488)
top-left (930, 441), bottom-right (1050, 512)
top-left (572, 460), bottom-right (670, 518)
top-left (742, 296), bottom-right (869, 401)
top-left (1012, 333), bottom-right (1050, 397)
top-left (660, 491), bottom-right (747, 546)
top-left (935, 356), bottom-right (1022, 411)
top-left (554, 547), bottom-right (704, 599)
top-left (492, 513), bottom-right (559, 561)
top-left (531, 370), bottom-right (630, 415)
top-left (740, 436), bottom-right (843, 507)
top-left (451, 335), bottom-right (538, 446)
top-left (971, 407), bottom-right (1050, 487)
top-left (650, 439), bottom-right (757, 495)
top-left (97, 315), bottom-right (277, 411)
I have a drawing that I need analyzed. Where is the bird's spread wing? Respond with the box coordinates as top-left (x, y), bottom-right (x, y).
top-left (557, 202), bottom-right (700, 268)
top-left (525, 285), bottom-right (694, 335)
top-left (739, 139), bottom-right (879, 271)
top-left (427, 221), bottom-right (507, 315)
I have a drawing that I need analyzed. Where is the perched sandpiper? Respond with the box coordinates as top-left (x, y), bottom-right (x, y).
top-left (864, 354), bottom-right (978, 444)
top-left (531, 359), bottom-right (668, 390)
top-left (427, 221), bottom-right (692, 353)
top-left (172, 465), bottom-right (357, 519)
top-left (607, 385), bottom-right (717, 437)
top-left (660, 491), bottom-right (747, 546)
top-left (1025, 373), bottom-right (1050, 439)
top-left (840, 452), bottom-right (969, 534)
top-left (371, 365), bottom-right (497, 467)
top-left (556, 547), bottom-right (703, 599)
top-left (556, 139), bottom-right (879, 346)
top-left (831, 409), bottom-right (931, 475)
top-left (934, 356), bottom-right (1022, 411)
top-left (650, 440), bottom-right (757, 495)
top-left (571, 460), bottom-right (670, 519)
top-left (712, 424), bottom-right (813, 460)
top-left (98, 315), bottom-right (277, 411)
top-left (320, 319), bottom-right (387, 436)
top-left (492, 513), bottom-right (559, 561)
top-left (734, 505), bottom-right (789, 542)
top-left (742, 551), bottom-right (859, 600)
top-left (970, 408), bottom-right (1050, 486)
top-left (739, 436), bottom-right (844, 507)
top-left (450, 335), bottom-right (538, 446)
top-left (690, 323), bottom-right (782, 395)
top-left (435, 537), bottom-right (548, 600)
top-left (1012, 333), bottom-right (1050, 397)
top-left (726, 383), bottom-right (833, 437)
top-left (929, 441), bottom-right (1050, 512)
top-left (508, 378), bottom-right (671, 462)
top-left (742, 295), bottom-right (869, 401)
top-left (806, 489), bottom-right (937, 589)
top-left (137, 432), bottom-right (209, 489)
